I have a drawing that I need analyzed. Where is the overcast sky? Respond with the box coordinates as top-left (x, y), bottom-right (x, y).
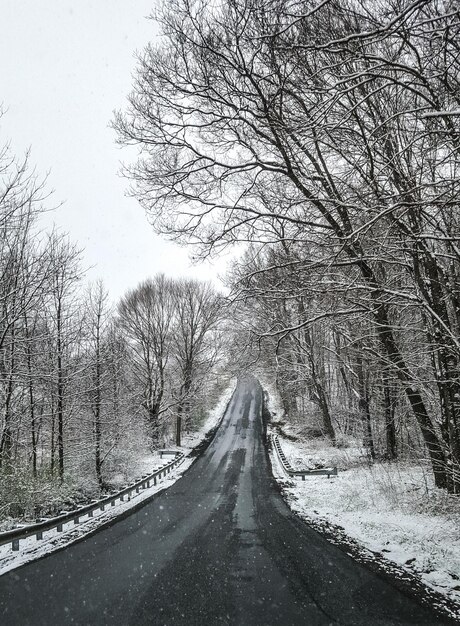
top-left (0, 1), bottom-right (229, 301)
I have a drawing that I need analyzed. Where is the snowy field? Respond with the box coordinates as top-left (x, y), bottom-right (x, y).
top-left (262, 378), bottom-right (460, 618)
top-left (0, 380), bottom-right (236, 576)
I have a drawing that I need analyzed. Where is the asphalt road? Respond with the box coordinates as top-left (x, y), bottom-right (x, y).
top-left (0, 376), bottom-right (455, 625)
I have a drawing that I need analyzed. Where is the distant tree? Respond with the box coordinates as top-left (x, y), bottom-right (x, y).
top-left (172, 279), bottom-right (222, 446)
top-left (85, 281), bottom-right (111, 488)
top-left (118, 274), bottom-right (176, 447)
top-left (44, 234), bottom-right (83, 481)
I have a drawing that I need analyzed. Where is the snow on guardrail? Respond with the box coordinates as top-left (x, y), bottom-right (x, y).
top-left (0, 452), bottom-right (185, 551)
top-left (271, 434), bottom-right (338, 479)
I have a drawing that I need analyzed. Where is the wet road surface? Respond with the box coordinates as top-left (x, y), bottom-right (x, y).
top-left (0, 376), bottom-right (454, 625)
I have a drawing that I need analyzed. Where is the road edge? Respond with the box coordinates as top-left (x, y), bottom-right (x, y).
top-left (0, 382), bottom-right (238, 576)
top-left (260, 386), bottom-right (460, 625)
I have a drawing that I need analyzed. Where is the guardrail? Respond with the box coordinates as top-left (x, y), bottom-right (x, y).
top-left (0, 451), bottom-right (185, 552)
top-left (271, 434), bottom-right (337, 479)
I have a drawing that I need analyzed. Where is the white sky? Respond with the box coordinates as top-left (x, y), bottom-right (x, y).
top-left (0, 1), bottom-right (229, 301)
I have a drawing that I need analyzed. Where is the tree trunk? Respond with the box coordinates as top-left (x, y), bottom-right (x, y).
top-left (24, 314), bottom-right (38, 478)
top-left (50, 405), bottom-right (55, 475)
top-left (176, 406), bottom-right (182, 447)
top-left (148, 404), bottom-right (161, 449)
top-left (300, 320), bottom-right (336, 444)
top-left (436, 349), bottom-right (460, 493)
top-left (383, 379), bottom-right (397, 460)
top-left (361, 265), bottom-right (448, 488)
top-left (0, 325), bottom-right (16, 467)
top-left (29, 372), bottom-right (37, 478)
top-left (94, 314), bottom-right (103, 489)
top-left (356, 353), bottom-right (375, 461)
top-left (310, 358), bottom-right (336, 445)
top-left (56, 304), bottom-right (64, 482)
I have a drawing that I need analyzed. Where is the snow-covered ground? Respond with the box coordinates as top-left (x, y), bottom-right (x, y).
top-left (262, 378), bottom-right (460, 619)
top-left (0, 379), bottom-right (236, 576)
top-left (181, 383), bottom-right (236, 450)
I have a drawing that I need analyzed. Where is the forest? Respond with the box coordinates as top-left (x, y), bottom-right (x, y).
top-left (114, 0), bottom-right (460, 495)
top-left (0, 138), bottom-right (228, 521)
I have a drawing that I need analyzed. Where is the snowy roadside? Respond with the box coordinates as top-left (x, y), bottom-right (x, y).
top-left (0, 379), bottom-right (236, 576)
top-left (261, 377), bottom-right (460, 620)
top-left (180, 381), bottom-right (237, 451)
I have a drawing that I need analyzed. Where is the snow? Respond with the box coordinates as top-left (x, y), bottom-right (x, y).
top-left (262, 377), bottom-right (460, 618)
top-left (180, 381), bottom-right (237, 450)
top-left (0, 378), bottom-right (236, 576)
top-left (421, 110), bottom-right (460, 118)
top-left (0, 459), bottom-right (194, 576)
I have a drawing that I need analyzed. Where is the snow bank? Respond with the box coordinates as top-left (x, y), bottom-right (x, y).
top-left (262, 378), bottom-right (460, 617)
top-left (180, 379), bottom-right (237, 451)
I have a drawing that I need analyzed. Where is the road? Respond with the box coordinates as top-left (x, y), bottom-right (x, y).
top-left (0, 376), bottom-right (454, 625)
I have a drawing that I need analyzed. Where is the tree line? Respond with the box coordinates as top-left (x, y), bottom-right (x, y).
top-left (115, 0), bottom-right (460, 492)
top-left (0, 131), bottom-right (225, 518)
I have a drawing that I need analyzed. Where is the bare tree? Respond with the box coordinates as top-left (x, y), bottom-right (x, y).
top-left (45, 233), bottom-right (83, 481)
top-left (85, 281), bottom-right (111, 488)
top-left (0, 140), bottom-right (51, 468)
top-left (118, 275), bottom-right (175, 447)
top-left (116, 0), bottom-right (460, 491)
top-left (172, 279), bottom-right (222, 446)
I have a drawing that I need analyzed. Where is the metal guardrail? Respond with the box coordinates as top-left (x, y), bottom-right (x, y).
top-left (159, 450), bottom-right (178, 458)
top-left (0, 451), bottom-right (185, 552)
top-left (272, 434), bottom-right (296, 472)
top-left (271, 434), bottom-right (338, 479)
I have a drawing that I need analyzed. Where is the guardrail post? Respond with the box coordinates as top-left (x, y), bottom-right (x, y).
top-left (74, 516), bottom-right (80, 525)
top-left (12, 539), bottom-right (19, 551)
top-left (57, 523), bottom-right (63, 532)
top-left (88, 510), bottom-right (93, 518)
top-left (100, 504), bottom-right (105, 511)
top-left (111, 499), bottom-right (116, 507)
top-left (36, 530), bottom-right (43, 540)
top-left (153, 476), bottom-right (157, 486)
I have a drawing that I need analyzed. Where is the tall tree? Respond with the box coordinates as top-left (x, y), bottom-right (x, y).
top-left (85, 281), bottom-right (111, 488)
top-left (116, 0), bottom-right (460, 491)
top-left (172, 279), bottom-right (222, 446)
top-left (118, 275), bottom-right (175, 447)
top-left (45, 234), bottom-right (83, 481)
